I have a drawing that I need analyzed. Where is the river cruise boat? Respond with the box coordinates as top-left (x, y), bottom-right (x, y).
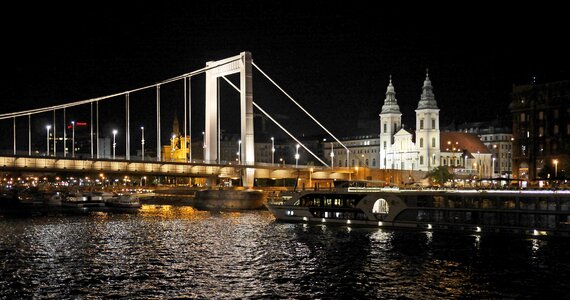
top-left (266, 187), bottom-right (570, 237)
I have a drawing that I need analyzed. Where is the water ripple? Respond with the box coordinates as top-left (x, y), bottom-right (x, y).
top-left (1, 206), bottom-right (570, 298)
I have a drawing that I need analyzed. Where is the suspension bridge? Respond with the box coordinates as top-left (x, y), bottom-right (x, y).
top-left (0, 52), bottom-right (381, 188)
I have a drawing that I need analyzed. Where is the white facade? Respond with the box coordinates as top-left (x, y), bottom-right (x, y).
top-left (324, 72), bottom-right (493, 178)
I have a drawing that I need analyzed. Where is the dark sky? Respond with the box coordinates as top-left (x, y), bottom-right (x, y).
top-left (1, 2), bottom-right (568, 143)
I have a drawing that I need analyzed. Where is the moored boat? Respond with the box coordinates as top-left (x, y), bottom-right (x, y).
top-left (63, 189), bottom-right (104, 208)
top-left (105, 193), bottom-right (141, 209)
top-left (266, 187), bottom-right (570, 237)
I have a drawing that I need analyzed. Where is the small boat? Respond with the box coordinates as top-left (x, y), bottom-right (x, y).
top-left (105, 193), bottom-right (141, 209)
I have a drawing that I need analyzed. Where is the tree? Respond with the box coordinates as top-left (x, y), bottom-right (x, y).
top-left (425, 166), bottom-right (454, 186)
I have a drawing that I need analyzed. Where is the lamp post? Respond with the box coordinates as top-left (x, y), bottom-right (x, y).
top-left (237, 140), bottom-right (242, 164)
top-left (309, 167), bottom-right (313, 187)
top-left (271, 137), bottom-right (275, 166)
top-left (141, 126), bottom-right (145, 161)
top-left (46, 125), bottom-right (51, 156)
top-left (295, 144), bottom-right (300, 168)
top-left (171, 134), bottom-right (176, 161)
top-left (330, 142), bottom-right (335, 168)
top-left (71, 121), bottom-right (75, 158)
top-left (553, 159), bottom-right (559, 178)
top-left (112, 129), bottom-right (118, 159)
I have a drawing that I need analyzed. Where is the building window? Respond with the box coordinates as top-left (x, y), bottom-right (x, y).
top-left (420, 138), bottom-right (424, 148)
top-left (520, 113), bottom-right (525, 122)
top-left (539, 127), bottom-right (544, 137)
top-left (538, 111), bottom-right (544, 120)
top-left (383, 141), bottom-right (387, 149)
top-left (554, 125), bottom-right (559, 134)
top-left (554, 109), bottom-right (559, 118)
top-left (372, 158), bottom-right (376, 167)
top-left (420, 119), bottom-right (424, 129)
top-left (339, 160), bottom-right (342, 167)
top-left (431, 119), bottom-right (436, 129)
top-left (383, 123), bottom-right (387, 133)
top-left (432, 138), bottom-right (436, 147)
top-left (420, 156), bottom-right (424, 165)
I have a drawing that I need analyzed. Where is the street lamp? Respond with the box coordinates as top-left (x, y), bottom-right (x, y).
top-left (553, 159), bottom-right (559, 178)
top-left (295, 144), bottom-right (300, 168)
top-left (46, 125), bottom-right (51, 156)
top-left (71, 121), bottom-right (75, 158)
top-left (171, 134), bottom-right (176, 161)
top-left (271, 137), bottom-right (275, 166)
top-left (141, 126), bottom-right (145, 161)
top-left (330, 142), bottom-right (335, 168)
top-left (112, 129), bottom-right (118, 159)
top-left (237, 140), bottom-right (242, 164)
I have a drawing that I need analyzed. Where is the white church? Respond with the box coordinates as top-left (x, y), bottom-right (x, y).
top-left (326, 71), bottom-right (493, 178)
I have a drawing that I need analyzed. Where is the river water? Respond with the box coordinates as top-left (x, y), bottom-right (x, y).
top-left (1, 205), bottom-right (569, 299)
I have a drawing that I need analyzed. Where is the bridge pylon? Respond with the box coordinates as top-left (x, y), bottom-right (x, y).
top-left (205, 51), bottom-right (255, 187)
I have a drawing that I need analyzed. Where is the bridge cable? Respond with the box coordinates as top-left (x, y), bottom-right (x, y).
top-left (221, 76), bottom-right (330, 167)
top-left (251, 62), bottom-right (349, 153)
top-left (0, 58), bottom-right (241, 120)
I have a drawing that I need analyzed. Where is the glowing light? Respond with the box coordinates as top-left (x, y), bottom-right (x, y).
top-left (302, 217), bottom-right (308, 222)
top-left (321, 218), bottom-right (326, 223)
top-left (378, 221), bottom-right (383, 226)
top-left (427, 224), bottom-right (432, 229)
top-left (476, 226), bottom-right (481, 232)
top-left (347, 220), bottom-right (351, 224)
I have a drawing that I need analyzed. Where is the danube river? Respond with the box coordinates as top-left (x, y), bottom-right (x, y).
top-left (1, 205), bottom-right (569, 299)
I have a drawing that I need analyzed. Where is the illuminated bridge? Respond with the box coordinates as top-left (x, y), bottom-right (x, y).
top-left (0, 52), bottom-right (402, 187)
top-left (0, 52), bottom-right (383, 187)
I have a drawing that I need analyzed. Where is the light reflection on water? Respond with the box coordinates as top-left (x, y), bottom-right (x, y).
top-left (1, 206), bottom-right (570, 299)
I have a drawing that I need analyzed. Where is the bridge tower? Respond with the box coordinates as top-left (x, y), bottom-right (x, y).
top-left (204, 51), bottom-right (255, 187)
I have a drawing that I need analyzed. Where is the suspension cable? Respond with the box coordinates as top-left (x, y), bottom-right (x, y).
top-left (0, 58), bottom-right (241, 120)
top-left (221, 76), bottom-right (329, 167)
top-left (252, 61), bottom-right (349, 152)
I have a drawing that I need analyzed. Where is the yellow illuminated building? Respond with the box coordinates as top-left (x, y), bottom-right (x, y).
top-left (162, 115), bottom-right (190, 162)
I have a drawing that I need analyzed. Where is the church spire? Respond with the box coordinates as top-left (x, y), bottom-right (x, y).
top-left (417, 68), bottom-right (438, 109)
top-left (172, 113), bottom-right (180, 136)
top-left (381, 75), bottom-right (401, 114)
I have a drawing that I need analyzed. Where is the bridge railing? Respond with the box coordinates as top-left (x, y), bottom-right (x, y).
top-left (0, 156), bottom-right (239, 177)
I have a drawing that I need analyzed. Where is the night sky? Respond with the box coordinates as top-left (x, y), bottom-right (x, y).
top-left (1, 2), bottom-right (568, 144)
